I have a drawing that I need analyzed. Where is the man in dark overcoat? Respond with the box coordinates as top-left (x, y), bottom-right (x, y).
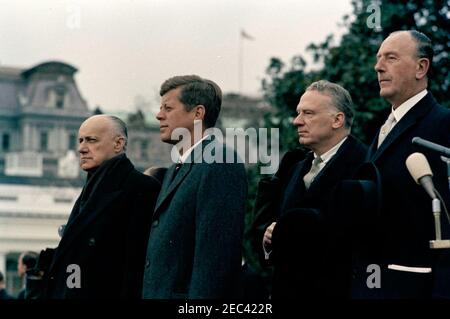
top-left (252, 80), bottom-right (368, 298)
top-left (41, 115), bottom-right (161, 299)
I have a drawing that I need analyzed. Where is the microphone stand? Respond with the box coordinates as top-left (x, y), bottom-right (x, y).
top-left (442, 156), bottom-right (450, 191)
top-left (429, 156), bottom-right (450, 249)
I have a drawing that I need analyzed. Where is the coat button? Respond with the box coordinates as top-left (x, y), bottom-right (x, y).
top-left (145, 260), bottom-right (150, 268)
top-left (88, 238), bottom-right (96, 246)
top-left (152, 220), bottom-right (159, 227)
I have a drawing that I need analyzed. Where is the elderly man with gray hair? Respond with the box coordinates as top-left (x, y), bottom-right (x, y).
top-left (250, 80), bottom-right (368, 299)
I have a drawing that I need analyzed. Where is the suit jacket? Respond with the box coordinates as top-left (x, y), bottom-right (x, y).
top-left (366, 92), bottom-right (450, 298)
top-left (142, 138), bottom-right (247, 299)
top-left (252, 135), bottom-right (368, 298)
top-left (44, 154), bottom-right (161, 299)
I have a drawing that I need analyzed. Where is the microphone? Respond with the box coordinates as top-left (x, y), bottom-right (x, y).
top-left (405, 152), bottom-right (437, 199)
top-left (406, 152), bottom-right (450, 249)
top-left (412, 137), bottom-right (450, 157)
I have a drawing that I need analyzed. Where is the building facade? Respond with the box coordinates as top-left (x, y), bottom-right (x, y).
top-left (0, 61), bottom-right (270, 296)
top-left (0, 61), bottom-right (171, 295)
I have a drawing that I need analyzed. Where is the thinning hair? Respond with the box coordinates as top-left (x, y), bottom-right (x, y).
top-left (306, 80), bottom-right (355, 129)
top-left (391, 30), bottom-right (434, 78)
top-left (391, 30), bottom-right (434, 63)
top-left (107, 115), bottom-right (128, 151)
top-left (160, 75), bottom-right (222, 128)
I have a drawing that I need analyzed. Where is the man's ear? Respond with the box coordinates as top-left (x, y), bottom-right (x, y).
top-left (416, 58), bottom-right (430, 80)
top-left (193, 105), bottom-right (206, 121)
top-left (332, 112), bottom-right (345, 129)
top-left (114, 136), bottom-right (126, 153)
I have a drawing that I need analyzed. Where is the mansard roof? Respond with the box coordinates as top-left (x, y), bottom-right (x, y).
top-left (0, 60), bottom-right (89, 117)
top-left (21, 61), bottom-right (78, 79)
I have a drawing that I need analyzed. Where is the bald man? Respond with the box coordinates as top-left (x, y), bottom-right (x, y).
top-left (39, 115), bottom-right (162, 299)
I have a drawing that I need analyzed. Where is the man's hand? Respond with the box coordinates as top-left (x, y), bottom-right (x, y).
top-left (263, 222), bottom-right (277, 248)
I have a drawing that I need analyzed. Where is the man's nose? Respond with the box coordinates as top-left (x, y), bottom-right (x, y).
top-left (374, 58), bottom-right (384, 73)
top-left (78, 142), bottom-right (87, 154)
top-left (293, 114), bottom-right (304, 126)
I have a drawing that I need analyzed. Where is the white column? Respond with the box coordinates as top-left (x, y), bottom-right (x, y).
top-left (0, 251), bottom-right (6, 275)
top-left (32, 126), bottom-right (39, 151)
top-left (22, 123), bottom-right (30, 150)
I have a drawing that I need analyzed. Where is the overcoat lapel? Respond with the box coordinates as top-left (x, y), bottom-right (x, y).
top-left (368, 94), bottom-right (433, 161)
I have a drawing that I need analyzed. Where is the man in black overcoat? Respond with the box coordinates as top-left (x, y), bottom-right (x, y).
top-left (39, 115), bottom-right (162, 299)
top-left (251, 80), bottom-right (368, 299)
top-left (364, 30), bottom-right (450, 299)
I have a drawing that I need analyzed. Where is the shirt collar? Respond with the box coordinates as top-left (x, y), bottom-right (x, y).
top-left (313, 136), bottom-right (348, 164)
top-left (177, 134), bottom-right (211, 164)
top-left (392, 89), bottom-right (427, 123)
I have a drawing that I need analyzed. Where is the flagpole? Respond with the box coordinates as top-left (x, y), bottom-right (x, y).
top-left (238, 29), bottom-right (243, 94)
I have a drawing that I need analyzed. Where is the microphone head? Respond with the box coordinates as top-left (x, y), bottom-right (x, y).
top-left (406, 152), bottom-right (433, 184)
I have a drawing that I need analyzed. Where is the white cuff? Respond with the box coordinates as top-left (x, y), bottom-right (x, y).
top-left (387, 264), bottom-right (432, 273)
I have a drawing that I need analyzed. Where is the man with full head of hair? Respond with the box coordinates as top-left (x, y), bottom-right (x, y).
top-left (17, 251), bottom-right (38, 299)
top-left (363, 30), bottom-right (450, 298)
top-left (251, 80), bottom-right (368, 298)
top-left (142, 75), bottom-right (247, 299)
top-left (35, 115), bottom-right (161, 299)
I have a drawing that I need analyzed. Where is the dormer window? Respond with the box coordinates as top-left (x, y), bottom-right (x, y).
top-left (46, 84), bottom-right (67, 109)
top-left (54, 85), bottom-right (66, 109)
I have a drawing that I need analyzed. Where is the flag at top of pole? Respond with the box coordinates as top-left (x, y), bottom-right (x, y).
top-left (240, 29), bottom-right (255, 40)
top-left (238, 29), bottom-right (254, 94)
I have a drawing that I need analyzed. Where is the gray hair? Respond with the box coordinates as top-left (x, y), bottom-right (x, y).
top-left (306, 80), bottom-right (354, 129)
top-left (108, 115), bottom-right (128, 151)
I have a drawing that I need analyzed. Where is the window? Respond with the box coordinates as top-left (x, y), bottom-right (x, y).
top-left (2, 133), bottom-right (10, 151)
top-left (56, 91), bottom-right (64, 108)
top-left (40, 132), bottom-right (48, 151)
top-left (6, 253), bottom-right (22, 296)
top-left (55, 87), bottom-right (65, 109)
top-left (68, 133), bottom-right (77, 150)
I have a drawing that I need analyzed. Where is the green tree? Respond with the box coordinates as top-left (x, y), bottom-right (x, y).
top-left (262, 0), bottom-right (449, 146)
top-left (307, 0), bottom-right (449, 143)
top-left (245, 0), bottom-right (450, 288)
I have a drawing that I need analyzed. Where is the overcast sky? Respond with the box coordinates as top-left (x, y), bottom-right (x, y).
top-left (0, 0), bottom-right (353, 112)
